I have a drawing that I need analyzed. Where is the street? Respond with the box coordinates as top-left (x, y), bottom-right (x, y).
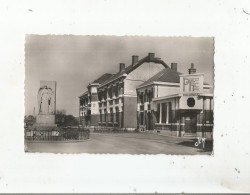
top-left (25, 132), bottom-right (212, 155)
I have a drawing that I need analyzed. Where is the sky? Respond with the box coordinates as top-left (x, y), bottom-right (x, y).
top-left (25, 35), bottom-right (214, 117)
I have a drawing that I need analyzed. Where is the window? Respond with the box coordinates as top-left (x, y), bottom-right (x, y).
top-left (156, 102), bottom-right (172, 124)
top-left (142, 93), bottom-right (145, 104)
top-left (104, 91), bottom-right (107, 100)
top-left (115, 86), bottom-right (118, 97)
top-left (104, 109), bottom-right (107, 122)
top-left (140, 112), bottom-right (144, 125)
top-left (115, 107), bottom-right (119, 122)
top-left (110, 108), bottom-right (113, 122)
top-left (162, 103), bottom-right (167, 123)
top-left (156, 103), bottom-right (160, 123)
top-left (108, 88), bottom-right (112, 99)
top-left (99, 110), bottom-right (102, 122)
top-left (148, 91), bottom-right (152, 102)
top-left (98, 93), bottom-right (102, 101)
top-left (187, 97), bottom-right (195, 107)
top-left (168, 102), bottom-right (172, 123)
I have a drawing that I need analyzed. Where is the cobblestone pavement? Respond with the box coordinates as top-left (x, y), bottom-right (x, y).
top-left (25, 132), bottom-right (213, 155)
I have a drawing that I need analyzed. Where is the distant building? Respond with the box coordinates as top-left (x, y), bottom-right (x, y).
top-left (79, 53), bottom-right (170, 129)
top-left (136, 63), bottom-right (213, 138)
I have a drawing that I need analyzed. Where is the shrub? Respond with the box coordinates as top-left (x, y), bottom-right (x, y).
top-left (62, 129), bottom-right (79, 140)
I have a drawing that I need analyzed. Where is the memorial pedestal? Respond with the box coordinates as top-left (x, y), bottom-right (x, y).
top-left (36, 114), bottom-right (56, 125)
top-left (34, 114), bottom-right (57, 130)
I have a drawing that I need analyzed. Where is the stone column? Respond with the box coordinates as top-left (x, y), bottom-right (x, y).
top-left (180, 115), bottom-right (185, 137)
top-left (151, 110), bottom-right (157, 130)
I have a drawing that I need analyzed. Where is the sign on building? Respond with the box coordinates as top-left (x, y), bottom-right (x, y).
top-left (179, 74), bottom-right (204, 109)
top-left (180, 74), bottom-right (204, 95)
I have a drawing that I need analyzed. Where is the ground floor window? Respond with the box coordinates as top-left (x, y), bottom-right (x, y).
top-left (156, 104), bottom-right (160, 123)
top-left (121, 111), bottom-right (124, 127)
top-left (99, 110), bottom-right (102, 122)
top-left (104, 109), bottom-right (107, 122)
top-left (110, 108), bottom-right (113, 122)
top-left (140, 112), bottom-right (144, 125)
top-left (162, 103), bottom-right (167, 123)
top-left (168, 102), bottom-right (172, 123)
top-left (115, 107), bottom-right (119, 123)
top-left (157, 102), bottom-right (172, 124)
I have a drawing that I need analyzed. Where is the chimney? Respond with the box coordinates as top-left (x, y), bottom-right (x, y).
top-left (188, 63), bottom-right (196, 74)
top-left (132, 55), bottom-right (139, 66)
top-left (171, 63), bottom-right (177, 71)
top-left (119, 63), bottom-right (125, 72)
top-left (148, 53), bottom-right (155, 60)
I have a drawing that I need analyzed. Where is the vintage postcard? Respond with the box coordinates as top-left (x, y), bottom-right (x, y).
top-left (25, 35), bottom-right (214, 154)
top-left (1, 0), bottom-right (250, 193)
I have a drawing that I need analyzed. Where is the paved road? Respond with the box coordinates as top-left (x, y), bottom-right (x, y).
top-left (25, 132), bottom-right (212, 155)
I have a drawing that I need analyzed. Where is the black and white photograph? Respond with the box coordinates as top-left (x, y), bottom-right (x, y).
top-left (25, 35), bottom-right (214, 154)
top-left (1, 0), bottom-right (250, 193)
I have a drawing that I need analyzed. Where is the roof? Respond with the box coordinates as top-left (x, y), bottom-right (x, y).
top-left (138, 68), bottom-right (211, 89)
top-left (79, 90), bottom-right (88, 98)
top-left (79, 73), bottom-right (113, 97)
top-left (138, 68), bottom-right (183, 88)
top-left (99, 55), bottom-right (169, 88)
top-left (91, 73), bottom-right (113, 85)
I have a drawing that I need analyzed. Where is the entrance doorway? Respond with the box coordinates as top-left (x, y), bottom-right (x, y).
top-left (147, 112), bottom-right (153, 130)
top-left (184, 112), bottom-right (197, 133)
top-left (140, 112), bottom-right (144, 126)
top-left (145, 112), bottom-right (153, 130)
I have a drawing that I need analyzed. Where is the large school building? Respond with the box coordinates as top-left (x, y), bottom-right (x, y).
top-left (79, 53), bottom-right (213, 138)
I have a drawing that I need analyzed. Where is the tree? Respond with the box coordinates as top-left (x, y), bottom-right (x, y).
top-left (56, 109), bottom-right (66, 115)
top-left (55, 109), bottom-right (79, 127)
top-left (64, 115), bottom-right (79, 126)
top-left (24, 115), bottom-right (36, 124)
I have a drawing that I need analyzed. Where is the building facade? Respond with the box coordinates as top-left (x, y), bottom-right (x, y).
top-left (79, 53), bottom-right (170, 129)
top-left (136, 63), bottom-right (213, 138)
top-left (79, 53), bottom-right (214, 138)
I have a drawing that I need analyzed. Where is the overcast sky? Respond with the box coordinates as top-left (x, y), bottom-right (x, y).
top-left (25, 35), bottom-right (214, 116)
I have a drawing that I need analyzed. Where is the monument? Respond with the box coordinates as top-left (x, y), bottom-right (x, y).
top-left (34, 81), bottom-right (57, 130)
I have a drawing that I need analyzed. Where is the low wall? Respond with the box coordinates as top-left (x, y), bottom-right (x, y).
top-left (25, 128), bottom-right (90, 141)
top-left (87, 126), bottom-right (137, 133)
top-left (154, 123), bottom-right (213, 138)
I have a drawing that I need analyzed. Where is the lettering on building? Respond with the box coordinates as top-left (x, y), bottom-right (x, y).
top-left (183, 78), bottom-right (200, 92)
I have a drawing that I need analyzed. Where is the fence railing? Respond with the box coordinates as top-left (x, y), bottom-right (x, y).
top-left (83, 126), bottom-right (137, 133)
top-left (25, 129), bottom-right (90, 141)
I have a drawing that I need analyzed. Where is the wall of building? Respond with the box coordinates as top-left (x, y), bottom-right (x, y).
top-left (154, 85), bottom-right (180, 98)
top-left (127, 62), bottom-right (166, 81)
top-left (153, 96), bottom-right (213, 139)
top-left (196, 97), bottom-right (213, 139)
top-left (125, 62), bottom-right (166, 96)
top-left (153, 97), bottom-right (181, 134)
top-left (90, 94), bottom-right (99, 115)
top-left (97, 93), bottom-right (124, 127)
top-left (90, 114), bottom-right (99, 126)
top-left (120, 62), bottom-right (166, 129)
top-left (203, 87), bottom-right (212, 93)
top-left (123, 96), bottom-right (137, 129)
